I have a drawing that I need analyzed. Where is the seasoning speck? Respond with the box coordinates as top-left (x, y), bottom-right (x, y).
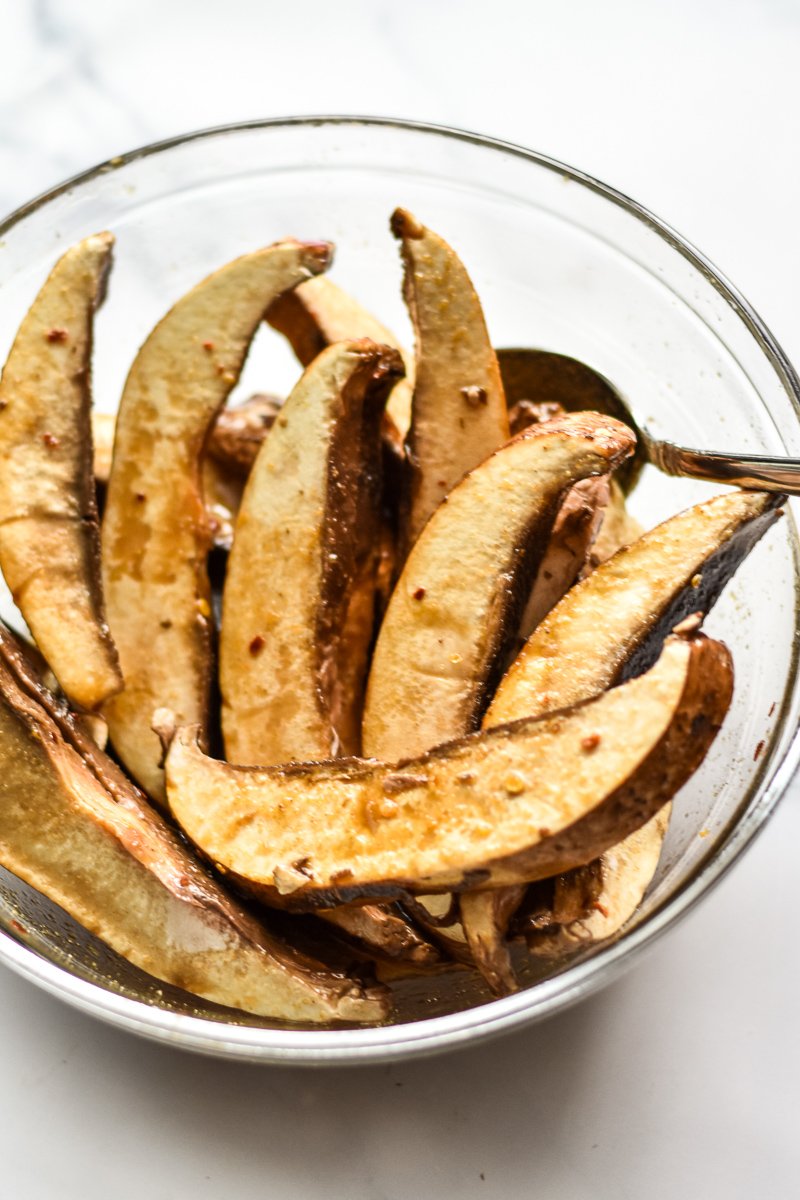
top-left (45, 328), bottom-right (68, 343)
top-left (249, 635), bottom-right (265, 656)
top-left (383, 773), bottom-right (429, 795)
top-left (413, 587), bottom-right (426, 600)
top-left (42, 432), bottom-right (59, 448)
top-left (503, 770), bottom-right (527, 795)
top-left (581, 733), bottom-right (601, 751)
top-left (331, 868), bottom-right (354, 883)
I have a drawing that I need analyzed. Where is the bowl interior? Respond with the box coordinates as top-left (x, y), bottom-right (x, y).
top-left (0, 119), bottom-right (797, 1062)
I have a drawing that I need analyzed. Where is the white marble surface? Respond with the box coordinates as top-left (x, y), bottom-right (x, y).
top-left (1, 0), bottom-right (799, 1195)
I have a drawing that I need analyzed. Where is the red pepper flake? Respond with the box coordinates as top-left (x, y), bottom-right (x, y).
top-left (45, 328), bottom-right (68, 343)
top-left (593, 902), bottom-right (610, 919)
top-left (135, 492), bottom-right (146, 503)
top-left (9, 918), bottom-right (26, 936)
top-left (413, 587), bottom-right (426, 601)
top-left (42, 432), bottom-right (59, 448)
top-left (581, 733), bottom-right (601, 752)
top-left (754, 740), bottom-right (765, 762)
top-left (202, 340), bottom-right (215, 351)
top-left (249, 634), bottom-right (265, 656)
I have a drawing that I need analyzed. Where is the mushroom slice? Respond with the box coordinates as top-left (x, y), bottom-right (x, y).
top-left (92, 410), bottom-right (118, 490)
top-left (0, 628), bottom-right (386, 1024)
top-left (586, 477), bottom-right (643, 568)
top-left (319, 903), bottom-right (439, 964)
top-left (208, 393), bottom-right (282, 476)
top-left (497, 347), bottom-right (642, 490)
top-left (518, 475), bottom-right (610, 640)
top-left (518, 809), bottom-right (670, 957)
top-left (220, 339), bottom-right (404, 766)
top-left (391, 209), bottom-right (510, 544)
top-left (466, 489), bottom-right (783, 992)
top-left (0, 232), bottom-right (121, 710)
top-left (101, 240), bottom-right (332, 801)
top-left (486, 489), bottom-right (783, 727)
top-left (165, 630), bottom-right (732, 909)
top-left (458, 886), bottom-right (526, 995)
top-left (502, 391), bottom-right (618, 639)
top-left (267, 275), bottom-right (415, 436)
top-left (362, 412), bottom-right (636, 761)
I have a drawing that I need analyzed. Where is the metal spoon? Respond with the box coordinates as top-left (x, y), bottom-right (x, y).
top-left (497, 348), bottom-right (800, 494)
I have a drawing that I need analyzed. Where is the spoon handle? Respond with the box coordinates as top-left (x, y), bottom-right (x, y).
top-left (643, 434), bottom-right (800, 493)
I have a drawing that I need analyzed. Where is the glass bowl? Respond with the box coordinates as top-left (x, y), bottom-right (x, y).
top-left (0, 117), bottom-right (797, 1065)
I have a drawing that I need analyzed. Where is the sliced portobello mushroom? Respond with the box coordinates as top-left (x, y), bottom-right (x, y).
top-left (518, 808), bottom-right (670, 957)
top-left (220, 339), bottom-right (404, 766)
top-left (318, 902), bottom-right (439, 964)
top-left (458, 886), bottom-right (527, 996)
top-left (496, 347), bottom-right (643, 490)
top-left (518, 475), bottom-right (610, 641)
top-left (101, 239), bottom-right (332, 802)
top-left (391, 208), bottom-right (510, 545)
top-left (0, 232), bottom-right (121, 710)
top-left (504, 394), bottom-right (615, 640)
top-left (0, 626), bottom-right (386, 1024)
top-left (267, 275), bottom-right (415, 437)
top-left (362, 412), bottom-right (636, 761)
top-left (586, 477), bottom-right (643, 568)
top-left (514, 858), bottom-right (606, 936)
top-left (207, 393), bottom-right (282, 476)
top-left (165, 629), bottom-right (732, 909)
top-left (486, 489), bottom-right (783, 727)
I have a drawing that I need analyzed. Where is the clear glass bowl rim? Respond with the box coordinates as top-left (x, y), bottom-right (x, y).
top-left (0, 113), bottom-right (798, 1065)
